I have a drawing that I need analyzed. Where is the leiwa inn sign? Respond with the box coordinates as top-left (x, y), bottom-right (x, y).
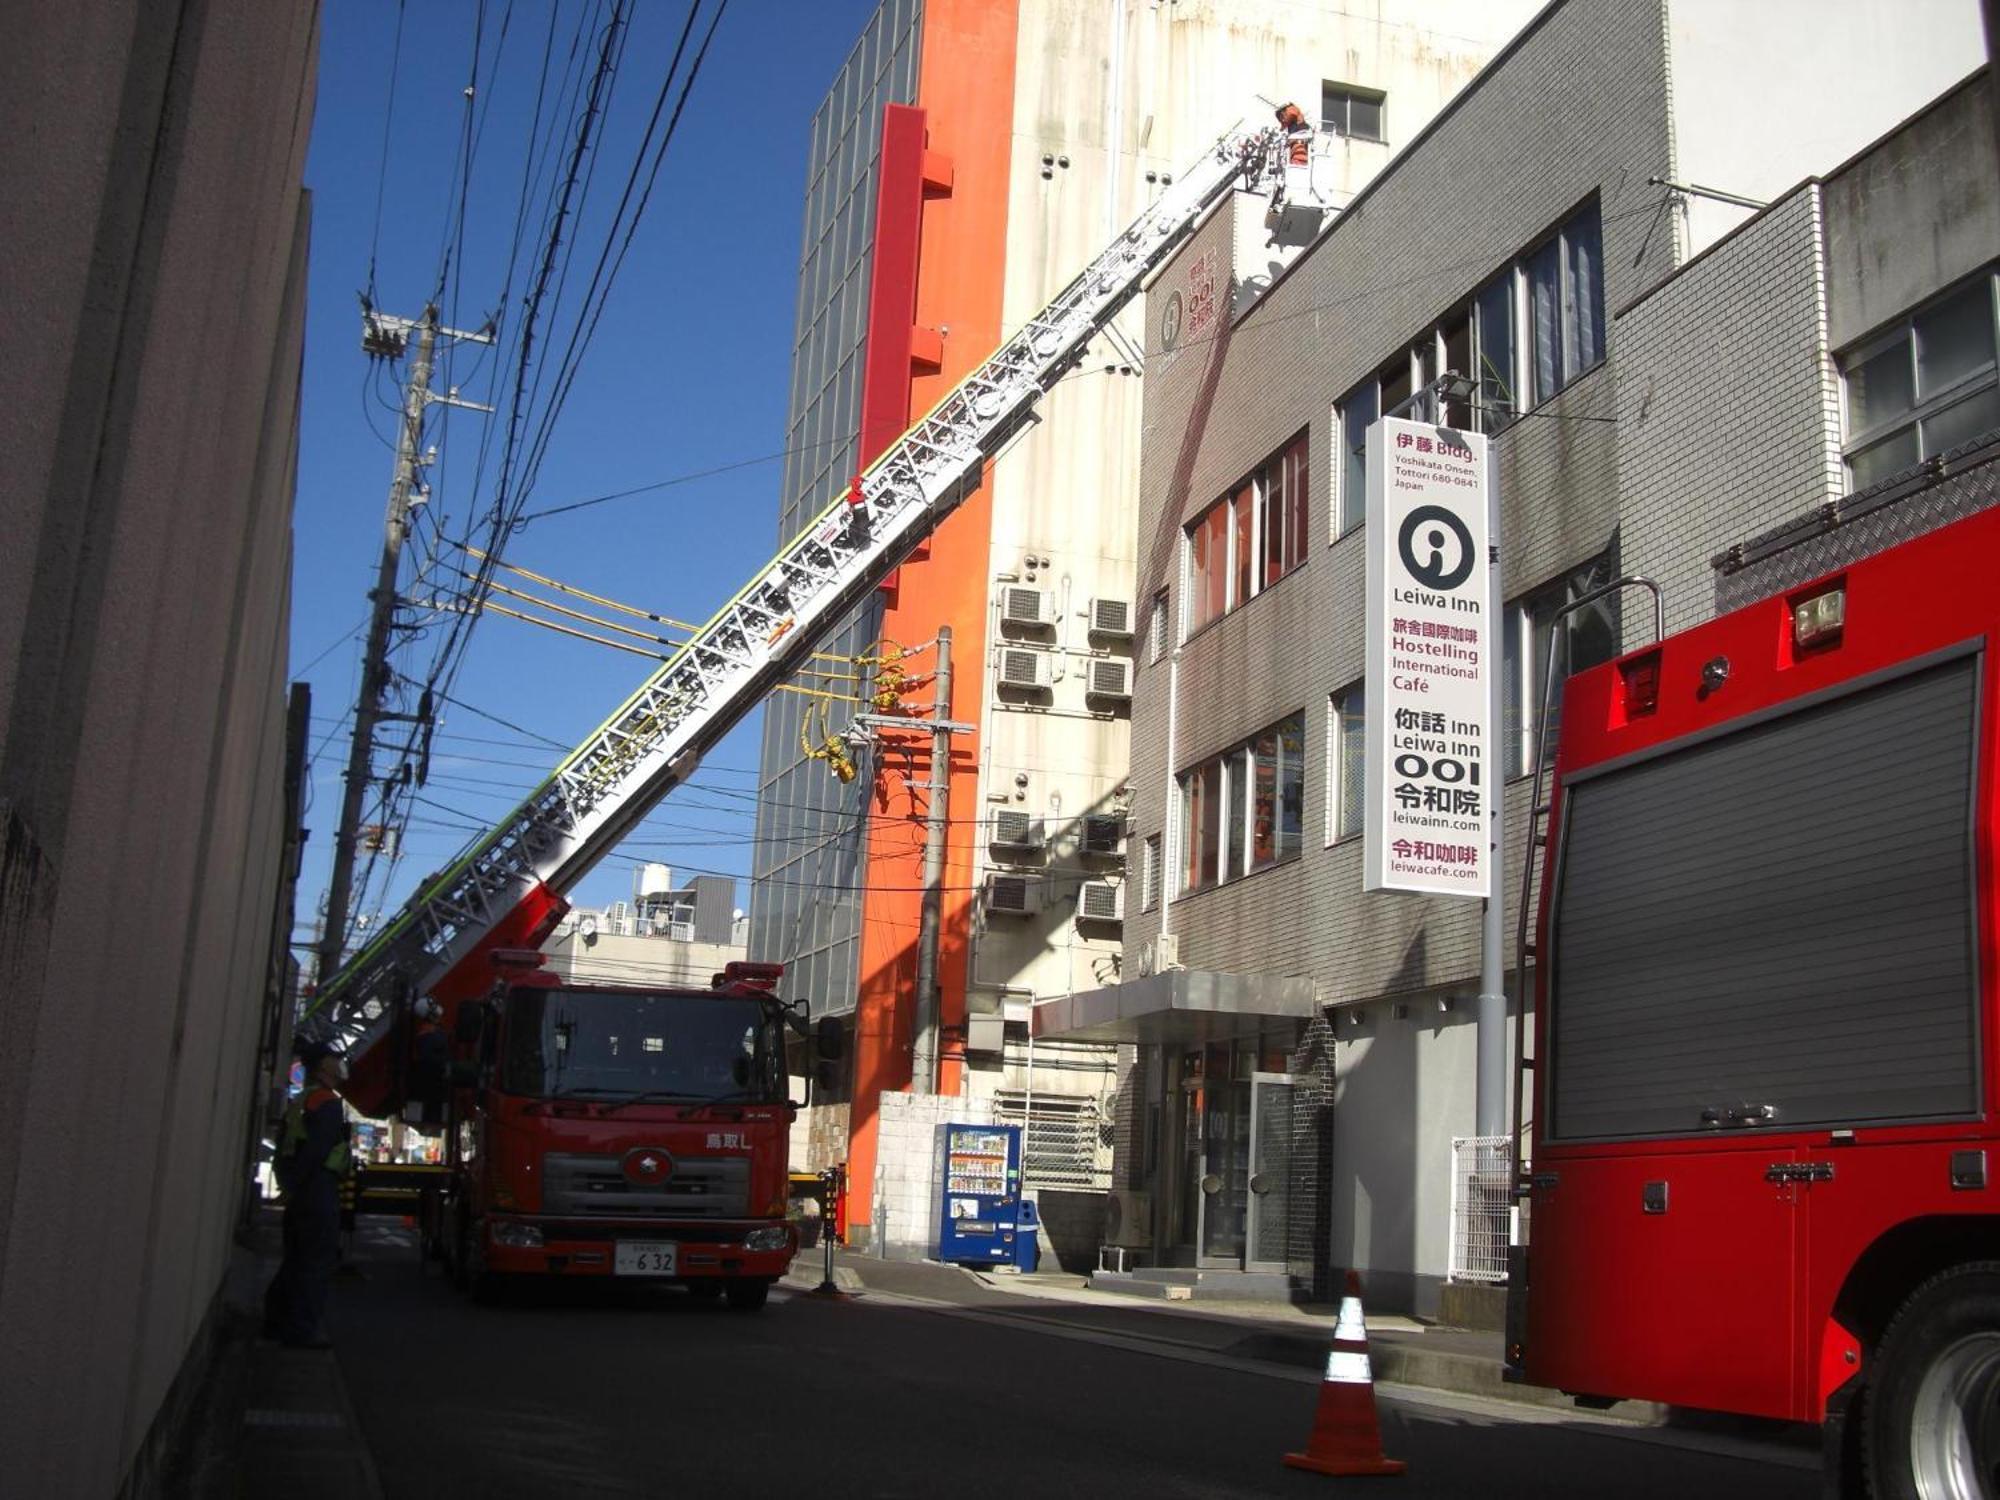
top-left (1362, 416), bottom-right (1493, 898)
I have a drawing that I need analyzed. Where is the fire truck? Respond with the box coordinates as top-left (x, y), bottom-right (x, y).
top-left (294, 113), bottom-right (1318, 1287)
top-left (427, 954), bottom-right (838, 1308)
top-left (1509, 482), bottom-right (2000, 1496)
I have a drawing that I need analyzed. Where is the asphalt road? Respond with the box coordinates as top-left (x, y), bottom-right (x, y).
top-left (329, 1225), bottom-right (1817, 1500)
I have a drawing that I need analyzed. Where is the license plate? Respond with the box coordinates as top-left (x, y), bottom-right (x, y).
top-left (614, 1241), bottom-right (678, 1276)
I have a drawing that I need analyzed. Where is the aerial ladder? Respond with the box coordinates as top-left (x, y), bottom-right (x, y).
top-left (304, 111), bottom-right (1317, 1118)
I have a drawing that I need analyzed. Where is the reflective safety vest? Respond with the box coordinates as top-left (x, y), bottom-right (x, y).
top-left (279, 1087), bottom-right (352, 1180)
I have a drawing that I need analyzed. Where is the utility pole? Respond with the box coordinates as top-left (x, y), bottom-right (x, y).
top-left (910, 628), bottom-right (954, 1094)
top-left (852, 628), bottom-right (973, 1094)
top-left (318, 304), bottom-right (492, 987)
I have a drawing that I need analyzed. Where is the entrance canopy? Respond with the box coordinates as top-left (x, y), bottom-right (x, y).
top-left (1031, 970), bottom-right (1319, 1046)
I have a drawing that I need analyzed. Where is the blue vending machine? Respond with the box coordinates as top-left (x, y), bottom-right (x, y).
top-left (936, 1122), bottom-right (1021, 1265)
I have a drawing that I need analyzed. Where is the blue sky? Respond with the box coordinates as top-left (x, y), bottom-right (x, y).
top-left (294, 0), bottom-right (880, 956)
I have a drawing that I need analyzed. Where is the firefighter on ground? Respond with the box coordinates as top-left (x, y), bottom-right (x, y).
top-left (263, 1037), bottom-right (351, 1348)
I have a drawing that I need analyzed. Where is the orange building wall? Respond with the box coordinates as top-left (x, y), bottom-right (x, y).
top-left (843, 0), bottom-right (1018, 1238)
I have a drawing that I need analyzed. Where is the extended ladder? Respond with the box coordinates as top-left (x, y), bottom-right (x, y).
top-left (304, 116), bottom-right (1300, 1083)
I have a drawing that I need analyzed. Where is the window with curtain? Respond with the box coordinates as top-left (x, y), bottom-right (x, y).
top-left (1183, 432), bottom-right (1310, 635)
top-left (1329, 683), bottom-right (1366, 841)
top-left (1177, 712), bottom-right (1307, 894)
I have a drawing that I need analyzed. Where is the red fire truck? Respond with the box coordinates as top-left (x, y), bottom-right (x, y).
top-left (431, 954), bottom-right (840, 1310)
top-left (1509, 498), bottom-right (2000, 1495)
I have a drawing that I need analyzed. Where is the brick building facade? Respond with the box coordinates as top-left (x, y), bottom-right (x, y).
top-left (1052, 0), bottom-right (1994, 1312)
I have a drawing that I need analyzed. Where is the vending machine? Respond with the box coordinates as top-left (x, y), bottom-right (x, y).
top-left (935, 1122), bottom-right (1022, 1265)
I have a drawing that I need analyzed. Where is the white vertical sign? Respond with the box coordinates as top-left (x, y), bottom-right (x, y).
top-left (1363, 417), bottom-right (1492, 896)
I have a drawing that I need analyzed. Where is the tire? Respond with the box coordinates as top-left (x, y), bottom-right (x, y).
top-left (724, 1279), bottom-right (771, 1312)
top-left (687, 1280), bottom-right (724, 1300)
top-left (1863, 1261), bottom-right (2000, 1500)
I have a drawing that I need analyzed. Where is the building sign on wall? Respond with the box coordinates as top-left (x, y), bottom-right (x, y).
top-left (1363, 416), bottom-right (1492, 897)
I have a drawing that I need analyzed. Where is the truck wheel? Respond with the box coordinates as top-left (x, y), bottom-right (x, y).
top-left (725, 1279), bottom-right (770, 1311)
top-left (687, 1280), bottom-right (723, 1301)
top-left (1863, 1261), bottom-right (2000, 1500)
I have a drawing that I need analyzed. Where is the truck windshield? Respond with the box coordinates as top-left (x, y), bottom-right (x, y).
top-left (499, 987), bottom-right (784, 1103)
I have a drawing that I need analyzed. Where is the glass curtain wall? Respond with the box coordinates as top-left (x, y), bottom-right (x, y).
top-left (749, 0), bottom-right (922, 1020)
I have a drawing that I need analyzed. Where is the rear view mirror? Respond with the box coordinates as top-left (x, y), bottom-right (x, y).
top-left (815, 1016), bottom-right (844, 1062)
top-left (815, 1059), bottom-right (839, 1092)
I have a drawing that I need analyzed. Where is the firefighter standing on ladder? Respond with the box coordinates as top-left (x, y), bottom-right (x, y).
top-left (263, 1038), bottom-right (352, 1348)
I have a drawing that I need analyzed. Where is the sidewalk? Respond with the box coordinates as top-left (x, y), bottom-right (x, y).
top-left (171, 1210), bottom-right (386, 1500)
top-left (813, 1250), bottom-right (1651, 1420)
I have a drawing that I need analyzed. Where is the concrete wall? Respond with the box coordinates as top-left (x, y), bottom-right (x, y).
top-left (1664, 0), bottom-right (1983, 254)
top-left (1823, 72), bottom-right (2000, 349)
top-left (0, 2), bottom-right (317, 1491)
top-left (871, 1090), bottom-right (997, 1260)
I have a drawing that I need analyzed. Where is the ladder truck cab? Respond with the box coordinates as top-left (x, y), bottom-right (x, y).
top-left (1509, 496), bottom-right (2000, 1496)
top-left (438, 954), bottom-right (841, 1310)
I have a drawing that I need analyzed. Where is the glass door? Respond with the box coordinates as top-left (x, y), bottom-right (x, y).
top-left (1197, 1043), bottom-right (1251, 1266)
top-left (1244, 1072), bottom-right (1295, 1271)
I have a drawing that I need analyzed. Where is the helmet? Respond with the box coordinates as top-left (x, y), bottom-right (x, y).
top-left (295, 1036), bottom-right (338, 1068)
top-left (414, 997), bottom-right (442, 1022)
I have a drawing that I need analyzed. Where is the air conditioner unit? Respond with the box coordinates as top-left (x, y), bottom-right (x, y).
top-left (1000, 585), bottom-right (1053, 628)
top-left (1137, 932), bottom-right (1181, 977)
top-left (989, 810), bottom-right (1045, 850)
top-left (1086, 658), bottom-right (1132, 701)
top-left (1080, 813), bottom-right (1126, 858)
top-left (998, 647), bottom-right (1050, 691)
top-left (984, 873), bottom-right (1039, 916)
top-left (1104, 1189), bottom-right (1153, 1248)
top-left (1077, 879), bottom-right (1123, 924)
top-left (1088, 597), bottom-right (1134, 637)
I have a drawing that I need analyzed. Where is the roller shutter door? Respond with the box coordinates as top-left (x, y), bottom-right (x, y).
top-left (1549, 655), bottom-right (1980, 1141)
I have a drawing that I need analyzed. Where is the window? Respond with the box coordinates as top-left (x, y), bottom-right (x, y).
top-left (1148, 590), bottom-right (1170, 665)
top-left (1502, 555), bottom-right (1620, 779)
top-left (1184, 432), bottom-right (1309, 634)
top-left (1330, 203), bottom-right (1602, 536)
top-left (1321, 82), bottom-right (1385, 143)
top-left (1177, 712), bottom-right (1306, 894)
top-left (1525, 206), bottom-right (1603, 406)
top-left (1141, 833), bottom-right (1162, 912)
top-left (1841, 270), bottom-right (2000, 492)
top-left (1328, 683), bottom-right (1366, 843)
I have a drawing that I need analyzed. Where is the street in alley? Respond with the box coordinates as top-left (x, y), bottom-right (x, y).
top-left (292, 1224), bottom-right (1817, 1500)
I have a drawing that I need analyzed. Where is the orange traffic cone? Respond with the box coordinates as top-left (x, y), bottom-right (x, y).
top-left (1284, 1271), bottom-right (1407, 1477)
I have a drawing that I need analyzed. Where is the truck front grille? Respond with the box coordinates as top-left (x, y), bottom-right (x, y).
top-left (540, 1153), bottom-right (751, 1219)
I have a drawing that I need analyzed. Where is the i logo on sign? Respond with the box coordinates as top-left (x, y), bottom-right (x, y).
top-left (1397, 505), bottom-right (1476, 592)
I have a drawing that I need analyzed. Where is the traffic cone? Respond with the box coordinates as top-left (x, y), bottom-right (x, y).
top-left (1284, 1271), bottom-right (1407, 1477)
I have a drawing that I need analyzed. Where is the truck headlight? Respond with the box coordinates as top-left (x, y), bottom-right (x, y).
top-left (491, 1221), bottom-right (543, 1248)
top-left (744, 1226), bottom-right (790, 1252)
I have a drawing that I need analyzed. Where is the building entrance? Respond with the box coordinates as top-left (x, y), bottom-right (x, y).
top-left (1164, 1038), bottom-right (1293, 1271)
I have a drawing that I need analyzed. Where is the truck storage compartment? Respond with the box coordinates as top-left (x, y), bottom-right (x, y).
top-left (1547, 653), bottom-right (1980, 1141)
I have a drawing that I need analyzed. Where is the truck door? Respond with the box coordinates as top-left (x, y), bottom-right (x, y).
top-left (1527, 1145), bottom-right (1800, 1417)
